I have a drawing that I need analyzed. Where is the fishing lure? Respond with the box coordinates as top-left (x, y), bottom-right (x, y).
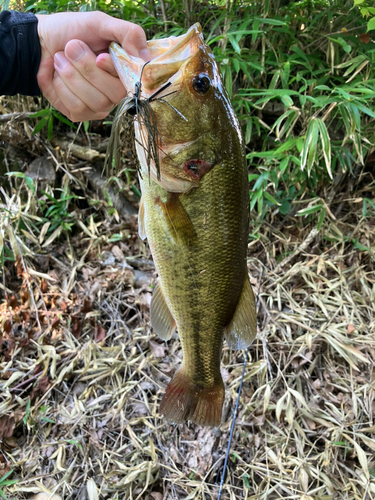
top-left (106, 61), bottom-right (186, 182)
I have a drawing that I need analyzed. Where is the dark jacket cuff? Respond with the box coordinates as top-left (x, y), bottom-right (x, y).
top-left (0, 10), bottom-right (41, 96)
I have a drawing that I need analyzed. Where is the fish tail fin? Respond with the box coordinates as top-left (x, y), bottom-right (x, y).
top-left (160, 368), bottom-right (224, 427)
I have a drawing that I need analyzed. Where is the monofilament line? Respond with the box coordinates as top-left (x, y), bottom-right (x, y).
top-left (217, 262), bottom-right (265, 500)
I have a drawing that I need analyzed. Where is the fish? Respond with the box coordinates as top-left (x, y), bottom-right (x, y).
top-left (108, 23), bottom-right (257, 427)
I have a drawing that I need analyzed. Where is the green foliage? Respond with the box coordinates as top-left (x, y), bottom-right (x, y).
top-left (30, 108), bottom-right (77, 140)
top-left (0, 470), bottom-right (18, 500)
top-left (21, 0), bottom-right (375, 230)
top-left (353, 0), bottom-right (375, 33)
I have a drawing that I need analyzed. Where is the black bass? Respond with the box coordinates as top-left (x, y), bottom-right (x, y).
top-left (109, 23), bottom-right (257, 426)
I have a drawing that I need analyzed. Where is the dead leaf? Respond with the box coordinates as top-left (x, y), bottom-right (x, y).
top-left (81, 298), bottom-right (92, 314)
top-left (3, 320), bottom-right (11, 334)
top-left (8, 296), bottom-right (18, 309)
top-left (359, 33), bottom-right (370, 43)
top-left (71, 316), bottom-right (82, 338)
top-left (0, 414), bottom-right (15, 439)
top-left (112, 245), bottom-right (125, 261)
top-left (20, 288), bottom-right (30, 303)
top-left (32, 494), bottom-right (62, 500)
top-left (30, 375), bottom-right (50, 401)
top-left (94, 323), bottom-right (106, 343)
top-left (51, 316), bottom-right (60, 329)
top-left (149, 340), bottom-right (165, 358)
top-left (40, 279), bottom-right (48, 293)
top-left (150, 493), bottom-right (163, 500)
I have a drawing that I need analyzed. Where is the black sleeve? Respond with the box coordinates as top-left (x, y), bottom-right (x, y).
top-left (0, 10), bottom-right (41, 96)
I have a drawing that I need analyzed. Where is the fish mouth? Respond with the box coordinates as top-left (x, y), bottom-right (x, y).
top-left (109, 23), bottom-right (203, 95)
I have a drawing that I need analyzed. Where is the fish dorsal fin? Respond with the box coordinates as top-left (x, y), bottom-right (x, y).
top-left (138, 196), bottom-right (146, 241)
top-left (150, 281), bottom-right (176, 340)
top-left (224, 274), bottom-right (257, 350)
top-left (160, 193), bottom-right (198, 247)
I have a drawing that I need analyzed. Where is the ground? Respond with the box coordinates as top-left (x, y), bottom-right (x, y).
top-left (1, 101), bottom-right (375, 500)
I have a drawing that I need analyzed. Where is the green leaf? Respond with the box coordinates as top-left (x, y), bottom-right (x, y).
top-left (30, 108), bottom-right (52, 118)
top-left (279, 200), bottom-right (291, 215)
top-left (353, 239), bottom-right (369, 251)
top-left (254, 17), bottom-right (286, 26)
top-left (0, 470), bottom-right (14, 483)
top-left (317, 119), bottom-right (332, 179)
top-left (264, 191), bottom-right (280, 206)
top-left (232, 58), bottom-right (240, 74)
top-left (32, 116), bottom-right (49, 135)
top-left (354, 0), bottom-right (365, 4)
top-left (317, 207), bottom-right (326, 230)
top-left (25, 176), bottom-right (35, 193)
top-left (228, 34), bottom-right (241, 54)
top-left (47, 114), bottom-right (54, 141)
top-left (300, 119), bottom-right (319, 173)
top-left (52, 110), bottom-right (77, 128)
top-left (296, 203), bottom-right (323, 216)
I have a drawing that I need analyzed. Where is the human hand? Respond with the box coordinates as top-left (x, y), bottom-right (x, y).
top-left (36, 11), bottom-right (150, 122)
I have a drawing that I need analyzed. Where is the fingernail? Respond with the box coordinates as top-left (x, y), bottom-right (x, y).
top-left (139, 48), bottom-right (151, 62)
top-left (68, 41), bottom-right (85, 62)
top-left (54, 52), bottom-right (68, 70)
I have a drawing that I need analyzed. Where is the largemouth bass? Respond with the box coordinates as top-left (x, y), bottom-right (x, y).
top-left (109, 24), bottom-right (257, 427)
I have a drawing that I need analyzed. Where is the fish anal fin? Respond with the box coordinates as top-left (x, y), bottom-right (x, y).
top-left (150, 281), bottom-right (176, 340)
top-left (159, 193), bottom-right (198, 247)
top-left (160, 368), bottom-right (224, 427)
top-left (225, 274), bottom-right (257, 350)
top-left (138, 196), bottom-right (147, 241)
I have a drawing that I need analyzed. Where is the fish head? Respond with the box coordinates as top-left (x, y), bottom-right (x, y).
top-left (110, 24), bottom-right (242, 193)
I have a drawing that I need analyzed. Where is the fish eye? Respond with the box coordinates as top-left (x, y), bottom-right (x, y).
top-left (192, 75), bottom-right (211, 94)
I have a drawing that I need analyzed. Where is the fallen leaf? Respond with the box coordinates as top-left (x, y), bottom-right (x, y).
top-left (94, 323), bottom-right (106, 343)
top-left (8, 296), bottom-right (18, 309)
top-left (30, 376), bottom-right (50, 401)
top-left (51, 316), bottom-right (60, 329)
top-left (0, 414), bottom-right (15, 439)
top-left (81, 298), bottom-right (92, 314)
top-left (71, 315), bottom-right (82, 338)
top-left (40, 279), bottom-right (48, 293)
top-left (3, 320), bottom-right (11, 334)
top-left (150, 493), bottom-right (163, 500)
top-left (32, 494), bottom-right (62, 500)
top-left (112, 245), bottom-right (125, 261)
top-left (149, 340), bottom-right (165, 358)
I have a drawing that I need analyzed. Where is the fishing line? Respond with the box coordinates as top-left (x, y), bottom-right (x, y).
top-left (217, 261), bottom-right (265, 500)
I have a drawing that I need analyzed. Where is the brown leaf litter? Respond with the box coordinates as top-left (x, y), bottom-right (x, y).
top-left (1, 116), bottom-right (375, 498)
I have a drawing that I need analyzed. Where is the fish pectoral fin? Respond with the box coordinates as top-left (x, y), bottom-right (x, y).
top-left (138, 196), bottom-right (147, 241)
top-left (224, 274), bottom-right (257, 350)
top-left (150, 281), bottom-right (177, 340)
top-left (161, 193), bottom-right (198, 247)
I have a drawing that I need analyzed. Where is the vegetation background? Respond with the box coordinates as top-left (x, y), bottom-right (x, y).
top-left (0, 0), bottom-right (375, 499)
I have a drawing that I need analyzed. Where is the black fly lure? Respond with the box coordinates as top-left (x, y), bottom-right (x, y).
top-left (105, 61), bottom-right (186, 182)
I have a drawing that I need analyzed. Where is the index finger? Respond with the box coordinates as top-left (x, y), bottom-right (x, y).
top-left (95, 15), bottom-right (151, 61)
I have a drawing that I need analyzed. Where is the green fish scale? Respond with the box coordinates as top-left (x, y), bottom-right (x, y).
top-left (141, 151), bottom-right (248, 390)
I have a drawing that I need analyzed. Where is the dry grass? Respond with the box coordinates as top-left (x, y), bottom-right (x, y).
top-left (1, 109), bottom-right (375, 499)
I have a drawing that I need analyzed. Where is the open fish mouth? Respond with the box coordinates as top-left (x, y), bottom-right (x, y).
top-left (109, 23), bottom-right (203, 95)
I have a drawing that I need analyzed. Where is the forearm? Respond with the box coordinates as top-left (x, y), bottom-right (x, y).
top-left (0, 10), bottom-right (41, 96)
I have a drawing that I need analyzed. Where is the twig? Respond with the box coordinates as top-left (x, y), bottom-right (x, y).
top-left (0, 111), bottom-right (36, 122)
top-left (273, 227), bottom-right (319, 274)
